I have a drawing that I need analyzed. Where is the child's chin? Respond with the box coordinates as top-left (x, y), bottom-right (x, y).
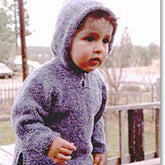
top-left (85, 66), bottom-right (99, 72)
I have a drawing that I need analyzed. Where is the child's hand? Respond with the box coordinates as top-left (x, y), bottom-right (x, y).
top-left (48, 137), bottom-right (76, 165)
top-left (93, 153), bottom-right (105, 165)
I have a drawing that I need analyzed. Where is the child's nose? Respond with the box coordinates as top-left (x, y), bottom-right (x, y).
top-left (93, 41), bottom-right (104, 54)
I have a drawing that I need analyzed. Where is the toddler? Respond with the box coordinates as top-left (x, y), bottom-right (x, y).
top-left (11, 0), bottom-right (117, 165)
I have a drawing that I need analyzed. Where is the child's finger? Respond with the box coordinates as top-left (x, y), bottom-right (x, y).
top-left (98, 159), bottom-right (104, 165)
top-left (60, 147), bottom-right (74, 156)
top-left (62, 140), bottom-right (77, 151)
top-left (93, 155), bottom-right (100, 165)
top-left (56, 153), bottom-right (72, 161)
top-left (53, 158), bottom-right (66, 165)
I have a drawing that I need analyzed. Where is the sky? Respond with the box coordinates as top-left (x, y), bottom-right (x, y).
top-left (25, 0), bottom-right (160, 47)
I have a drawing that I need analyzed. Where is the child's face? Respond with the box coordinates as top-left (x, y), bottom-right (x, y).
top-left (70, 17), bottom-right (113, 72)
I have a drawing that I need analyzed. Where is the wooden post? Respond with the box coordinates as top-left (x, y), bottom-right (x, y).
top-left (155, 108), bottom-right (160, 157)
top-left (119, 110), bottom-right (125, 164)
top-left (103, 112), bottom-right (108, 165)
top-left (18, 0), bottom-right (28, 81)
top-left (128, 109), bottom-right (144, 162)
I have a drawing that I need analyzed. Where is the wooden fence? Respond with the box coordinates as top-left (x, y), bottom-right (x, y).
top-left (104, 102), bottom-right (160, 165)
top-left (0, 83), bottom-right (22, 104)
top-left (109, 81), bottom-right (158, 105)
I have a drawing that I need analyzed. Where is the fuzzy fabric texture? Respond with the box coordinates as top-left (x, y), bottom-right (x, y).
top-left (11, 0), bottom-right (117, 164)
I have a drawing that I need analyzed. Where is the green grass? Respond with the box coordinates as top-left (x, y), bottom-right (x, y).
top-left (106, 112), bottom-right (128, 157)
top-left (143, 110), bottom-right (156, 152)
top-left (105, 110), bottom-right (156, 158)
top-left (0, 121), bottom-right (15, 145)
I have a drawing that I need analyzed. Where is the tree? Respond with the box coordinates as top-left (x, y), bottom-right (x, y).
top-left (2, 0), bottom-right (31, 56)
top-left (100, 27), bottom-right (133, 105)
top-left (132, 46), bottom-right (151, 66)
top-left (0, 7), bottom-right (14, 62)
top-left (118, 27), bottom-right (133, 67)
top-left (148, 43), bottom-right (160, 59)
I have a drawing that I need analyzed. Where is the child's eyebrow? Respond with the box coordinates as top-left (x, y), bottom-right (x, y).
top-left (82, 31), bottom-right (98, 36)
top-left (105, 35), bottom-right (111, 39)
top-left (81, 31), bottom-right (112, 39)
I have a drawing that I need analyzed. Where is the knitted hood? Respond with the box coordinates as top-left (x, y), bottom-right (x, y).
top-left (51, 0), bottom-right (117, 69)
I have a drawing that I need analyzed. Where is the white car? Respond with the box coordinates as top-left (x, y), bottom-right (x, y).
top-left (0, 63), bottom-right (14, 78)
top-left (10, 55), bottom-right (41, 74)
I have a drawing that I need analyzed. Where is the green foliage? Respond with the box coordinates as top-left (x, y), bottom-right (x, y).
top-left (0, 7), bottom-right (14, 62)
top-left (148, 43), bottom-right (160, 59)
top-left (0, 0), bottom-right (31, 62)
top-left (2, 0), bottom-right (31, 37)
top-left (132, 46), bottom-right (151, 66)
top-left (104, 27), bottom-right (134, 68)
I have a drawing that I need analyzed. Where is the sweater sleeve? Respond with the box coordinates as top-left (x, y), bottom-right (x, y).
top-left (92, 78), bottom-right (107, 154)
top-left (11, 77), bottom-right (60, 155)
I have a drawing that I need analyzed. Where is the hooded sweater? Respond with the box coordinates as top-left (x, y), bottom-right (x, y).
top-left (11, 0), bottom-right (117, 165)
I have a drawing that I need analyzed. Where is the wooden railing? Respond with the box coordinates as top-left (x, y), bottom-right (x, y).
top-left (0, 102), bottom-right (160, 165)
top-left (104, 102), bottom-right (160, 165)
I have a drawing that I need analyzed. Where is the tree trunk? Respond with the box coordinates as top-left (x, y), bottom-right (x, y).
top-left (18, 0), bottom-right (28, 81)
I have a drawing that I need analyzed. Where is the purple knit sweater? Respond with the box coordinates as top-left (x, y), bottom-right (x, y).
top-left (11, 0), bottom-right (117, 164)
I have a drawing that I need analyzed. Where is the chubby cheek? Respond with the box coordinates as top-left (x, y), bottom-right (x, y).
top-left (71, 45), bottom-right (90, 65)
top-left (72, 52), bottom-right (89, 69)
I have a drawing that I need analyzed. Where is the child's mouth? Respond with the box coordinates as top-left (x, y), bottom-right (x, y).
top-left (89, 57), bottom-right (102, 66)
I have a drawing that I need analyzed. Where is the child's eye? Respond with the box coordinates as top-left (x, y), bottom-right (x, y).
top-left (85, 36), bottom-right (94, 42)
top-left (103, 38), bottom-right (109, 44)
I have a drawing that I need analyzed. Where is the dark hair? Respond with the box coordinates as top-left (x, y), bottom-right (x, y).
top-left (77, 9), bottom-right (117, 36)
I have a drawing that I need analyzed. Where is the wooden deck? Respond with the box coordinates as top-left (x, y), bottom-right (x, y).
top-left (122, 158), bottom-right (160, 165)
top-left (0, 144), bottom-right (14, 165)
